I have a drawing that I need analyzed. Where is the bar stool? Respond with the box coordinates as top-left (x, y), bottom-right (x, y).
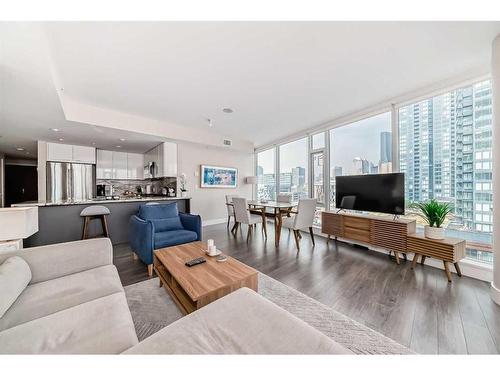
top-left (80, 205), bottom-right (111, 240)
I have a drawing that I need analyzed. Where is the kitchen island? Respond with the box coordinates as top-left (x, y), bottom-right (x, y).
top-left (12, 197), bottom-right (191, 247)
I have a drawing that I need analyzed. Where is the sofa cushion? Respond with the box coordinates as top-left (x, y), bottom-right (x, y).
top-left (0, 265), bottom-right (123, 331)
top-left (151, 217), bottom-right (183, 232)
top-left (138, 202), bottom-right (178, 220)
top-left (0, 257), bottom-right (32, 319)
top-left (154, 229), bottom-right (198, 249)
top-left (123, 287), bottom-right (352, 354)
top-left (0, 292), bottom-right (138, 354)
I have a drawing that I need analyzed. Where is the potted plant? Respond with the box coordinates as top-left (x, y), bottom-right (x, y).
top-left (410, 199), bottom-right (453, 240)
top-left (179, 173), bottom-right (188, 198)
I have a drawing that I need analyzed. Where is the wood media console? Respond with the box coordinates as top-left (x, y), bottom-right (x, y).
top-left (321, 211), bottom-right (417, 264)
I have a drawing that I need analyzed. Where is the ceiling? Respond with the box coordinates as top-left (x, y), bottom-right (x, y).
top-left (1, 21), bottom-right (500, 159)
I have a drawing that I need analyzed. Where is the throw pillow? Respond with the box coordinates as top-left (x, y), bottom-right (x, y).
top-left (0, 256), bottom-right (32, 318)
top-left (151, 217), bottom-right (183, 232)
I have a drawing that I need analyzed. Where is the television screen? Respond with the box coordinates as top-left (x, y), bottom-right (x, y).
top-left (335, 173), bottom-right (405, 215)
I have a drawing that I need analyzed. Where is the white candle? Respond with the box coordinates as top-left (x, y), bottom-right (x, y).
top-left (207, 239), bottom-right (214, 247)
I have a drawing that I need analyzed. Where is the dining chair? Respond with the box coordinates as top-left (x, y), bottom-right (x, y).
top-left (277, 193), bottom-right (292, 203)
top-left (281, 198), bottom-right (317, 250)
top-left (276, 193), bottom-right (293, 217)
top-left (225, 195), bottom-right (239, 228)
top-left (232, 197), bottom-right (267, 241)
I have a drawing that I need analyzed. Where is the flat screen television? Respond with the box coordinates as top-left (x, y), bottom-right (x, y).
top-left (335, 173), bottom-right (405, 215)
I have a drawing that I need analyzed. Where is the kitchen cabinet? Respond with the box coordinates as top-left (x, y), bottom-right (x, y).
top-left (97, 150), bottom-right (144, 180)
top-left (112, 152), bottom-right (128, 180)
top-left (72, 145), bottom-right (96, 164)
top-left (47, 143), bottom-right (73, 162)
top-left (47, 143), bottom-right (96, 164)
top-left (144, 142), bottom-right (177, 178)
top-left (96, 150), bottom-right (113, 179)
top-left (127, 153), bottom-right (144, 180)
top-left (157, 142), bottom-right (177, 177)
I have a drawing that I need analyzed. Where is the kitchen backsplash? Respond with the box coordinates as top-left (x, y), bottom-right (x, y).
top-left (97, 177), bottom-right (177, 196)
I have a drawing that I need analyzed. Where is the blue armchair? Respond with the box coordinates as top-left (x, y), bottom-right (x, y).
top-left (129, 202), bottom-right (202, 275)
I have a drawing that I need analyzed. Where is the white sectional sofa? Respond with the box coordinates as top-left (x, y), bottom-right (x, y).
top-left (0, 238), bottom-right (351, 354)
top-left (0, 239), bottom-right (138, 354)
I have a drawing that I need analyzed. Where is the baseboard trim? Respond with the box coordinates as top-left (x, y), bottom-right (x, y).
top-left (202, 218), bottom-right (228, 227)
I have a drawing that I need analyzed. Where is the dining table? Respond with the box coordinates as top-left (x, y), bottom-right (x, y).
top-left (227, 200), bottom-right (298, 247)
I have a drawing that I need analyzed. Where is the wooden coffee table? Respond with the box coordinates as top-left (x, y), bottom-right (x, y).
top-left (153, 241), bottom-right (258, 314)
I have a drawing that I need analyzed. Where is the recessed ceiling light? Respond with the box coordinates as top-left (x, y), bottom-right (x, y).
top-left (222, 108), bottom-right (234, 114)
top-left (16, 147), bottom-right (24, 151)
top-left (50, 128), bottom-right (60, 132)
top-left (119, 138), bottom-right (126, 142)
top-left (26, 151), bottom-right (30, 155)
top-left (116, 145), bottom-right (121, 148)
top-left (92, 142), bottom-right (96, 145)
top-left (58, 138), bottom-right (64, 141)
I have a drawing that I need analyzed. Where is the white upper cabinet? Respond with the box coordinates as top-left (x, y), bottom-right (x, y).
top-left (95, 142), bottom-right (177, 180)
top-left (112, 152), bottom-right (128, 180)
top-left (47, 142), bottom-right (96, 164)
top-left (158, 142), bottom-right (177, 177)
top-left (72, 145), bottom-right (96, 164)
top-left (47, 143), bottom-right (73, 162)
top-left (96, 150), bottom-right (113, 179)
top-left (97, 150), bottom-right (144, 180)
top-left (127, 153), bottom-right (144, 180)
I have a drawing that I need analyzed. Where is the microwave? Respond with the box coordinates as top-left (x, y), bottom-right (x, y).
top-left (144, 162), bottom-right (157, 179)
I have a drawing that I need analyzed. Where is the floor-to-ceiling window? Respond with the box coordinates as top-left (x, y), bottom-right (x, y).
top-left (310, 132), bottom-right (326, 226)
top-left (256, 148), bottom-right (276, 200)
top-left (329, 112), bottom-right (392, 208)
top-left (398, 80), bottom-right (493, 264)
top-left (279, 138), bottom-right (308, 200)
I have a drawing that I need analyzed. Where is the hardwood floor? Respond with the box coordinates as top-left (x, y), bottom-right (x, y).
top-left (113, 222), bottom-right (500, 354)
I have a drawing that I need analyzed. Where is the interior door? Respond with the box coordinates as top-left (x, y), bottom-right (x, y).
top-left (5, 165), bottom-right (38, 206)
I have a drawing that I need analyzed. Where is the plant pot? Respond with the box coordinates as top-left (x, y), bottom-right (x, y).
top-left (424, 225), bottom-right (445, 240)
top-left (180, 191), bottom-right (188, 198)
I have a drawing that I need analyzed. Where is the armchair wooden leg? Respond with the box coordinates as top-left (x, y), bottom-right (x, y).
top-left (309, 227), bottom-right (315, 246)
top-left (227, 215), bottom-right (231, 228)
top-left (293, 230), bottom-right (301, 250)
top-left (147, 264), bottom-right (154, 277)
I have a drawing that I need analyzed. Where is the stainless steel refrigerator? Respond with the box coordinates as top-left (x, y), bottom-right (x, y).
top-left (46, 162), bottom-right (96, 202)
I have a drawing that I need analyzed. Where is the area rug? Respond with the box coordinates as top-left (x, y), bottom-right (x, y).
top-left (124, 273), bottom-right (413, 354)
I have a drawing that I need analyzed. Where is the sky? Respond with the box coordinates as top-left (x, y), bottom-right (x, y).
top-left (257, 112), bottom-right (391, 175)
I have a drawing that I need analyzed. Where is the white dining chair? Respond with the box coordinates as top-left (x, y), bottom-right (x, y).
top-left (277, 193), bottom-right (292, 203)
top-left (225, 195), bottom-right (239, 228)
top-left (232, 197), bottom-right (267, 241)
top-left (281, 198), bottom-right (317, 250)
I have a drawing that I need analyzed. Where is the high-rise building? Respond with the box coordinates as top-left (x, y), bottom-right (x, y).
top-left (352, 157), bottom-right (370, 175)
top-left (380, 131), bottom-right (392, 164)
top-left (398, 80), bottom-right (493, 233)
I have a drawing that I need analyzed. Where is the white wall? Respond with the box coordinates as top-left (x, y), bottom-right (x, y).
top-left (37, 140), bottom-right (47, 202)
top-left (177, 141), bottom-right (254, 225)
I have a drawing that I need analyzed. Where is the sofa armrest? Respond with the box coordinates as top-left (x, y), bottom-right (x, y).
top-left (0, 238), bottom-right (113, 284)
top-left (179, 213), bottom-right (202, 241)
top-left (128, 215), bottom-right (155, 264)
